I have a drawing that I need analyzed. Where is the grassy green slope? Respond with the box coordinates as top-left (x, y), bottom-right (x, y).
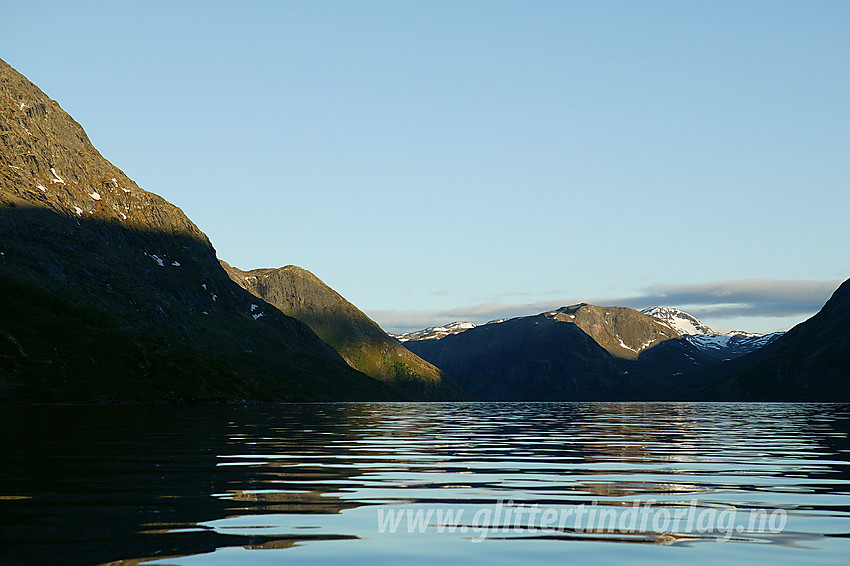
top-left (222, 262), bottom-right (465, 399)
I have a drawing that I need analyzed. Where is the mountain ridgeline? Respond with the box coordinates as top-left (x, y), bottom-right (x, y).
top-left (403, 294), bottom-right (850, 401)
top-left (221, 262), bottom-right (463, 399)
top-left (640, 306), bottom-right (784, 361)
top-left (546, 304), bottom-right (680, 360)
top-left (0, 58), bottom-right (846, 403)
top-left (0, 57), bottom-right (458, 402)
top-left (699, 278), bottom-right (850, 401)
top-left (402, 305), bottom-right (717, 400)
top-left (401, 312), bottom-right (639, 401)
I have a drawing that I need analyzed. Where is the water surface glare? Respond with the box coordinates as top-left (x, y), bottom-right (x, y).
top-left (1, 402), bottom-right (849, 565)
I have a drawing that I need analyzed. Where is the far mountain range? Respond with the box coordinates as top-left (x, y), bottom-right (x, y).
top-left (393, 306), bottom-right (784, 363)
top-left (398, 296), bottom-right (847, 401)
top-left (1, 58), bottom-right (847, 403)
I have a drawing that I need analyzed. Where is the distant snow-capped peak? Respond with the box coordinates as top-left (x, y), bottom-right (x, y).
top-left (391, 321), bottom-right (476, 342)
top-left (640, 306), bottom-right (722, 336)
top-left (641, 306), bottom-right (783, 359)
top-left (728, 330), bottom-right (761, 338)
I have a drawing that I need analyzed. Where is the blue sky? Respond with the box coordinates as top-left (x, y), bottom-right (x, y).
top-left (3, 1), bottom-right (848, 333)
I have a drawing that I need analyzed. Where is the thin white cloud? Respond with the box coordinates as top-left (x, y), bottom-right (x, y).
top-left (370, 278), bottom-right (845, 334)
top-left (637, 279), bottom-right (843, 307)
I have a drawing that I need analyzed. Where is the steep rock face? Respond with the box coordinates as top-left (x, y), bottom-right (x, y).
top-left (0, 57), bottom-right (399, 402)
top-left (702, 278), bottom-right (850, 401)
top-left (221, 262), bottom-right (464, 399)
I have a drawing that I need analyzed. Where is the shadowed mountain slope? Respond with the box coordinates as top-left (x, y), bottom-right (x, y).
top-left (404, 311), bottom-right (667, 400)
top-left (700, 278), bottom-right (850, 401)
top-left (0, 57), bottom-right (403, 402)
top-left (404, 305), bottom-right (728, 400)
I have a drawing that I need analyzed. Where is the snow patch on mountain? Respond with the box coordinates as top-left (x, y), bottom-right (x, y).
top-left (641, 306), bottom-right (721, 336)
top-left (642, 306), bottom-right (783, 359)
top-left (391, 321), bottom-right (476, 342)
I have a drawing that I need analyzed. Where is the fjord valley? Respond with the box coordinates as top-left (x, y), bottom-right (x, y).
top-left (1, 56), bottom-right (847, 404)
top-left (0, 58), bottom-right (458, 402)
top-left (3, 2), bottom-right (849, 564)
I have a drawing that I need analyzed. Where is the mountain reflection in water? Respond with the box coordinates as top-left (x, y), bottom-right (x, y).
top-left (1, 402), bottom-right (848, 565)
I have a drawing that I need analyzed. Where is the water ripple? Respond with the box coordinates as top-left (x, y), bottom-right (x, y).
top-left (0, 402), bottom-right (848, 565)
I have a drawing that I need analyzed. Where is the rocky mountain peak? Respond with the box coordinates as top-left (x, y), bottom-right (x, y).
top-left (547, 304), bottom-right (683, 359)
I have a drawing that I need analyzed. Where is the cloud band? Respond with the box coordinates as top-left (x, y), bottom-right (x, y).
top-left (370, 278), bottom-right (844, 333)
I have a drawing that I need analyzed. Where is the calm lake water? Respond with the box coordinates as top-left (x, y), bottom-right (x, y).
top-left (1, 402), bottom-right (848, 565)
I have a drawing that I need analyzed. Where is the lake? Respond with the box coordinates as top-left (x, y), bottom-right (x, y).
top-left (1, 402), bottom-right (848, 565)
